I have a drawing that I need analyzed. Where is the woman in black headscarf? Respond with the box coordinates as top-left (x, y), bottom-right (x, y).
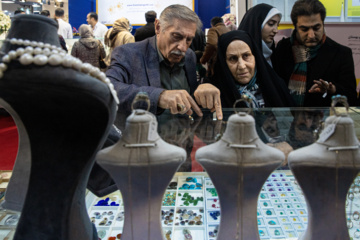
top-left (238, 3), bottom-right (282, 66)
top-left (209, 30), bottom-right (294, 108)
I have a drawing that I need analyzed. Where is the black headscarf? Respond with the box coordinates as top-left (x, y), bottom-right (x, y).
top-left (210, 30), bottom-right (295, 108)
top-left (238, 3), bottom-right (275, 52)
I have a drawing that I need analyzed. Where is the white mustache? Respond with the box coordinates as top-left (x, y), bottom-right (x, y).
top-left (171, 50), bottom-right (185, 56)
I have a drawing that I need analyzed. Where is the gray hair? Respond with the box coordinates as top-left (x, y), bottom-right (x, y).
top-left (159, 4), bottom-right (203, 31)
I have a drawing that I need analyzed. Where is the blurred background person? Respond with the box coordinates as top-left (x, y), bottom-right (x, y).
top-left (104, 17), bottom-right (134, 66)
top-left (222, 13), bottom-right (237, 31)
top-left (200, 16), bottom-right (230, 77)
top-left (55, 8), bottom-right (73, 39)
top-left (190, 29), bottom-right (206, 53)
top-left (71, 24), bottom-right (106, 69)
top-left (86, 12), bottom-right (108, 40)
top-left (238, 3), bottom-right (282, 66)
top-left (134, 10), bottom-right (157, 42)
top-left (40, 10), bottom-right (68, 52)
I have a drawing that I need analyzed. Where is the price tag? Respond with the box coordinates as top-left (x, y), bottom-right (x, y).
top-left (318, 123), bottom-right (336, 143)
top-left (147, 120), bottom-right (158, 141)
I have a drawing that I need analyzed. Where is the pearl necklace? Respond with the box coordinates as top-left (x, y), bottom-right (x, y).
top-left (0, 38), bottom-right (119, 105)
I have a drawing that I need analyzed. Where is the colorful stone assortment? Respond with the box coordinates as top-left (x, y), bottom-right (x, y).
top-left (87, 173), bottom-right (360, 240)
top-left (162, 209), bottom-right (174, 226)
top-left (175, 208), bottom-right (203, 226)
top-left (163, 192), bottom-right (176, 206)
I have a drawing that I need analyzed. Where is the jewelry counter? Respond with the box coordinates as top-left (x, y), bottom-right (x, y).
top-left (0, 107), bottom-right (360, 240)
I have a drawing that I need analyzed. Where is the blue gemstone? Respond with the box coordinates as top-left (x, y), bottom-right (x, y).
top-left (182, 183), bottom-right (189, 189)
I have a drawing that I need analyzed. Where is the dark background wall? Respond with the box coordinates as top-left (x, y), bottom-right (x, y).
top-left (68, 0), bottom-right (229, 31)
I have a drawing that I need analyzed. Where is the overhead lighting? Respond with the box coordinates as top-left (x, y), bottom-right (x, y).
top-left (2, 0), bottom-right (15, 3)
top-left (33, 4), bottom-right (41, 7)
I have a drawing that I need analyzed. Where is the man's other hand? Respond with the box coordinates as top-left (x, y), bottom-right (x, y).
top-left (194, 83), bottom-right (223, 120)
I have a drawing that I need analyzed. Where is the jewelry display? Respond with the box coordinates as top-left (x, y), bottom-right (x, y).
top-left (0, 38), bottom-right (119, 105)
top-left (196, 101), bottom-right (284, 240)
top-left (288, 95), bottom-right (360, 240)
top-left (96, 93), bottom-right (186, 240)
top-left (0, 14), bottom-right (117, 240)
top-left (85, 172), bottom-right (313, 239)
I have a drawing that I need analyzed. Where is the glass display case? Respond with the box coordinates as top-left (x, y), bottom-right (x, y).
top-left (0, 107), bottom-right (360, 240)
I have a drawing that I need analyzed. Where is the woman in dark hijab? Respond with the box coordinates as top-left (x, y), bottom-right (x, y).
top-left (209, 30), bottom-right (294, 108)
top-left (238, 3), bottom-right (281, 66)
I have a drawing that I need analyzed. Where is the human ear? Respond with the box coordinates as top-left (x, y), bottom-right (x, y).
top-left (154, 19), bottom-right (161, 35)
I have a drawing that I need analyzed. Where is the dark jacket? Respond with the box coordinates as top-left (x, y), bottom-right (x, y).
top-left (106, 36), bottom-right (198, 114)
top-left (134, 22), bottom-right (156, 42)
top-left (190, 29), bottom-right (206, 52)
top-left (272, 36), bottom-right (358, 106)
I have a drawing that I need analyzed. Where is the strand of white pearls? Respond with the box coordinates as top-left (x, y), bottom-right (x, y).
top-left (0, 38), bottom-right (119, 105)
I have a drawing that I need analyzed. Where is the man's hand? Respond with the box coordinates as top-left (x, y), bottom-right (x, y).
top-left (158, 90), bottom-right (203, 117)
top-left (194, 83), bottom-right (223, 120)
top-left (309, 79), bottom-right (336, 96)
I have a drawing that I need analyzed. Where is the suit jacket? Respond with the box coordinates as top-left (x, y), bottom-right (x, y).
top-left (106, 36), bottom-right (198, 115)
top-left (134, 22), bottom-right (156, 42)
top-left (272, 36), bottom-right (358, 106)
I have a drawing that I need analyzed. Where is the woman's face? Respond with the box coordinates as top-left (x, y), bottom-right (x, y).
top-left (262, 14), bottom-right (281, 44)
top-left (226, 40), bottom-right (256, 85)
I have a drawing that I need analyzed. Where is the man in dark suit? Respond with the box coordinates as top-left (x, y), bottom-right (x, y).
top-left (272, 0), bottom-right (357, 107)
top-left (106, 4), bottom-right (222, 120)
top-left (134, 10), bottom-right (157, 42)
